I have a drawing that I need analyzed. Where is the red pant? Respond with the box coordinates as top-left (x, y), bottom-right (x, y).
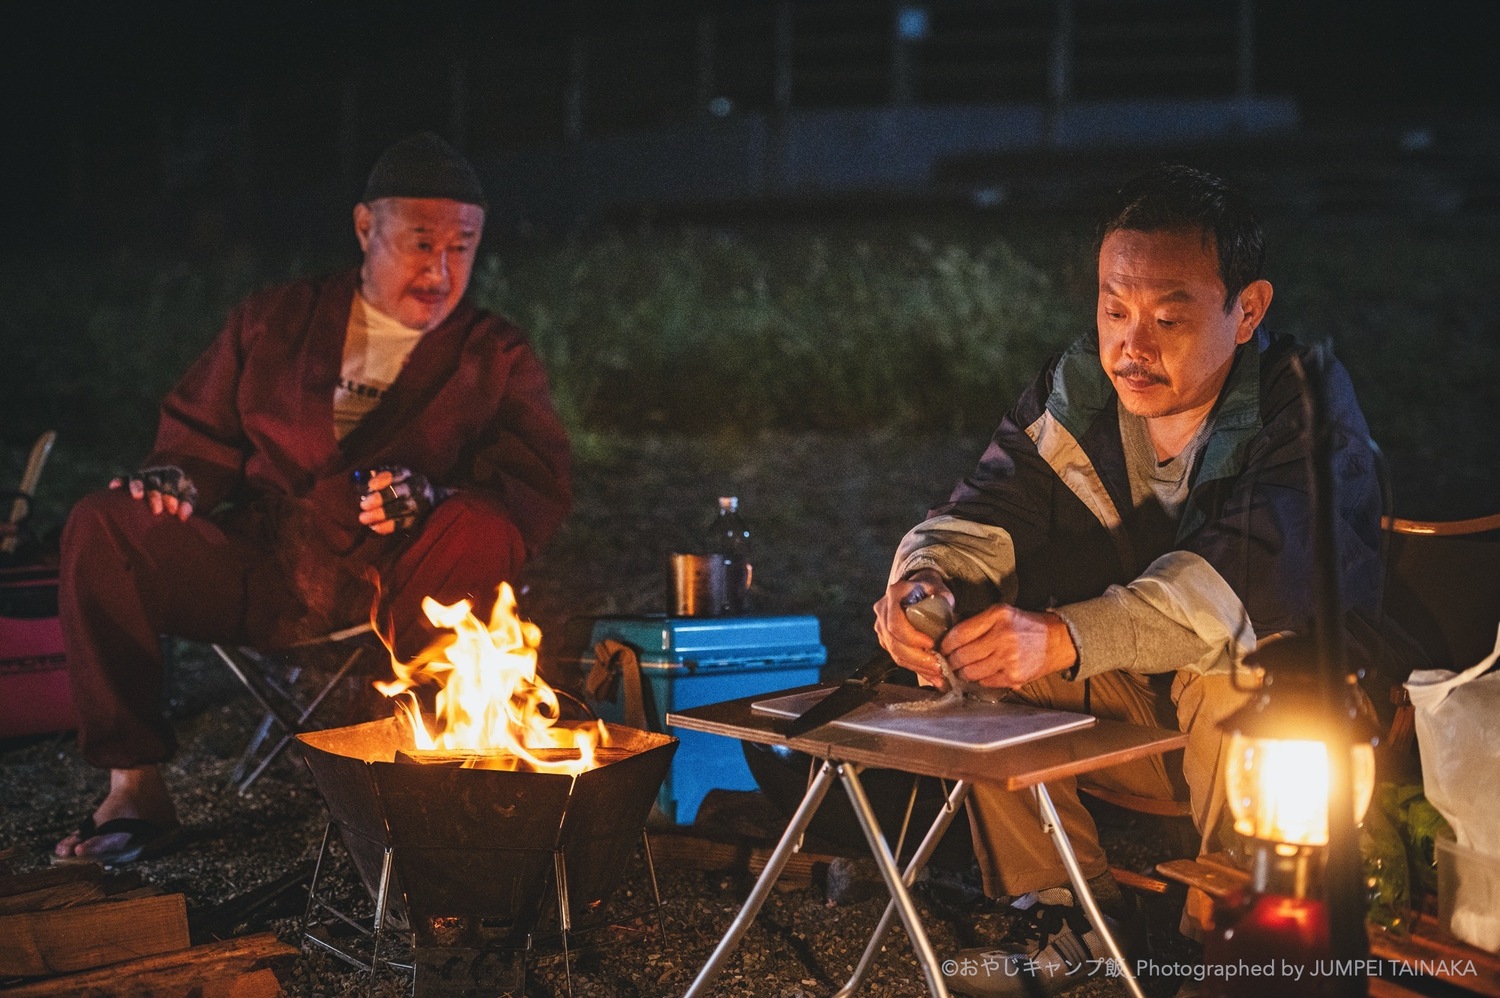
top-left (59, 490), bottom-right (525, 769)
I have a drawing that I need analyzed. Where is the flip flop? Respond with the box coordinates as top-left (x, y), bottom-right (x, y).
top-left (52, 814), bottom-right (183, 867)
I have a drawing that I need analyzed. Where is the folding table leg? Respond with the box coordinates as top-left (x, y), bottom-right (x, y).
top-left (682, 758), bottom-right (839, 998)
top-left (840, 763), bottom-right (951, 997)
top-left (835, 779), bottom-right (971, 998)
top-left (1033, 783), bottom-right (1146, 998)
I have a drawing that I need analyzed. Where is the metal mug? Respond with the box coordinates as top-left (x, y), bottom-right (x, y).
top-left (668, 552), bottom-right (730, 617)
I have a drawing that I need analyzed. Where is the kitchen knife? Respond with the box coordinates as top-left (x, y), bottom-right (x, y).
top-left (781, 649), bottom-right (896, 737)
top-left (781, 588), bottom-right (955, 737)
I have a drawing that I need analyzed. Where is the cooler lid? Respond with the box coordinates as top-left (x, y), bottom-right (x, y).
top-left (586, 614), bottom-right (822, 656)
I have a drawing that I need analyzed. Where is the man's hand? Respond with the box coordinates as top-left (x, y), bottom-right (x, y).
top-left (941, 604), bottom-right (1077, 690)
top-left (357, 466), bottom-right (440, 535)
top-left (110, 466), bottom-right (197, 522)
top-left (873, 569), bottom-right (956, 690)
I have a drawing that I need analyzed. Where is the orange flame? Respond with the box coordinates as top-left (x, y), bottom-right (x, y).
top-left (374, 582), bottom-right (603, 774)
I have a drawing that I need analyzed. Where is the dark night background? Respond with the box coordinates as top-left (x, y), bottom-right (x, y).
top-left (2, 0), bottom-right (1497, 253)
top-left (2, 0), bottom-right (1498, 521)
top-left (4, 0), bottom-right (1498, 519)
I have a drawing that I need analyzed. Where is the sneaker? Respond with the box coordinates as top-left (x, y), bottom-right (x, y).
top-left (916, 860), bottom-right (1007, 911)
top-left (942, 895), bottom-right (1124, 997)
top-left (922, 868), bottom-right (1123, 918)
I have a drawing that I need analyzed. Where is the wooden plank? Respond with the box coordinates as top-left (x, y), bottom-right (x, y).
top-left (648, 832), bottom-right (830, 890)
top-left (1369, 914), bottom-right (1500, 998)
top-left (1411, 912), bottom-right (1500, 976)
top-left (749, 848), bottom-right (826, 891)
top-left (4, 967), bottom-right (281, 998)
top-left (0, 863), bottom-right (103, 900)
top-left (1198, 851), bottom-right (1251, 877)
top-left (0, 892), bottom-right (189, 977)
top-left (1110, 866), bottom-right (1172, 895)
top-left (0, 880), bottom-right (107, 915)
top-left (1, 933), bottom-right (294, 998)
top-left (0, 870), bottom-right (148, 914)
top-left (645, 832), bottom-right (742, 871)
top-left (1155, 857), bottom-right (1250, 899)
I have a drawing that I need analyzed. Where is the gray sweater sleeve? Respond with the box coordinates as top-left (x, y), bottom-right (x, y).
top-left (889, 514), bottom-right (1020, 610)
top-left (894, 519), bottom-right (1249, 682)
top-left (1052, 583), bottom-right (1214, 681)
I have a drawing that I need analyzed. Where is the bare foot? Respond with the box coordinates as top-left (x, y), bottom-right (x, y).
top-left (55, 766), bottom-right (179, 860)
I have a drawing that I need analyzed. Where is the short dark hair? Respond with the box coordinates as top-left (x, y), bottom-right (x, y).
top-left (1096, 163), bottom-right (1264, 310)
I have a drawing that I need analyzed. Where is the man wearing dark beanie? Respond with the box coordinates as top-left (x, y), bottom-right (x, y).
top-left (53, 132), bottom-right (573, 865)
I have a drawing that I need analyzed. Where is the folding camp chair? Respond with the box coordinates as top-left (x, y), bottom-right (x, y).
top-left (1377, 511), bottom-right (1500, 754)
top-left (212, 622), bottom-right (385, 794)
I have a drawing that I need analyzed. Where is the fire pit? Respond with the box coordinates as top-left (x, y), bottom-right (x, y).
top-left (297, 718), bottom-right (675, 994)
top-left (293, 584), bottom-right (678, 996)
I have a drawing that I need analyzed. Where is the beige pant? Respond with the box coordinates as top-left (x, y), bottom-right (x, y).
top-left (966, 669), bottom-right (1253, 898)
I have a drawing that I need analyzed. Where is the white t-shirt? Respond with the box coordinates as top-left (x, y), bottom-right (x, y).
top-left (333, 294), bottom-right (424, 440)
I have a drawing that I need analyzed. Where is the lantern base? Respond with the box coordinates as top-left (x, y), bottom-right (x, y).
top-left (1203, 891), bottom-right (1360, 997)
top-left (1247, 839), bottom-right (1320, 899)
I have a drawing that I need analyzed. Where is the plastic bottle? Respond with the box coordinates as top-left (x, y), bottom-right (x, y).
top-left (705, 496), bottom-right (752, 614)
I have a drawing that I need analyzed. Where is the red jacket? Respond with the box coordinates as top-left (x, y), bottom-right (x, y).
top-left (145, 267), bottom-right (572, 576)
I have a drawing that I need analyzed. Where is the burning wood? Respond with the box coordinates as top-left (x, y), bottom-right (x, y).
top-left (395, 744), bottom-right (638, 773)
top-left (373, 582), bottom-right (606, 774)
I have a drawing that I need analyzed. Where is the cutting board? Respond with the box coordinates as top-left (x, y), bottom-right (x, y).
top-left (751, 684), bottom-right (1096, 750)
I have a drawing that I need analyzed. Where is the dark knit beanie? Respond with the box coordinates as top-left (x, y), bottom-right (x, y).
top-left (361, 131), bottom-right (488, 210)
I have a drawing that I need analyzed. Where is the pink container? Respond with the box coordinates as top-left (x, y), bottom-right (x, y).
top-left (0, 565), bottom-right (79, 739)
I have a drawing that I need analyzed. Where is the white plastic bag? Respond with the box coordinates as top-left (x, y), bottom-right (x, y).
top-left (1407, 625), bottom-right (1500, 952)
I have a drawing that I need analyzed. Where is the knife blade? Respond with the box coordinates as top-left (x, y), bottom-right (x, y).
top-left (782, 650), bottom-right (896, 737)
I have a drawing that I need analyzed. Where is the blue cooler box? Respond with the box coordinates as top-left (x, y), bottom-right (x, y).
top-left (579, 615), bottom-right (825, 824)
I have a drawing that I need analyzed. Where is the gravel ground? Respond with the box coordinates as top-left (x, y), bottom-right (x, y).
top-left (0, 432), bottom-right (1325, 996)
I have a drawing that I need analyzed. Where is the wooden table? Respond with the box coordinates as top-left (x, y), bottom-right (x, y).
top-left (668, 683), bottom-right (1189, 998)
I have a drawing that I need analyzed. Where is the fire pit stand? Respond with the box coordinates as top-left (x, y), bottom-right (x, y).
top-left (294, 718), bottom-right (678, 997)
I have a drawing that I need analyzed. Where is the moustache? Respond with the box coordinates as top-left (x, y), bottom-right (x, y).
top-left (1112, 362), bottom-right (1169, 386)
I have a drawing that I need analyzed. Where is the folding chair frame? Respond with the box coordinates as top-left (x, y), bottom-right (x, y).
top-left (212, 622), bottom-right (379, 794)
